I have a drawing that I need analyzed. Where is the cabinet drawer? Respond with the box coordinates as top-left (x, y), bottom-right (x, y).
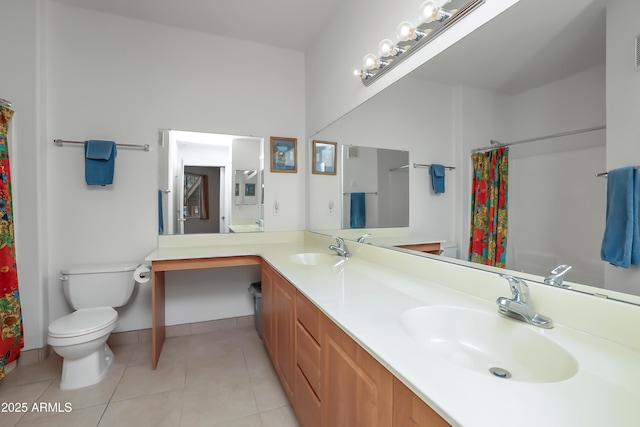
top-left (295, 366), bottom-right (321, 427)
top-left (297, 291), bottom-right (321, 343)
top-left (296, 322), bottom-right (321, 396)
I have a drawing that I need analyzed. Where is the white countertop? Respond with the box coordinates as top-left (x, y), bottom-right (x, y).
top-left (147, 232), bottom-right (640, 427)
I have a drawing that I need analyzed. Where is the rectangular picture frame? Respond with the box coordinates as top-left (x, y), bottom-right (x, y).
top-left (270, 136), bottom-right (297, 173)
top-left (312, 140), bottom-right (337, 175)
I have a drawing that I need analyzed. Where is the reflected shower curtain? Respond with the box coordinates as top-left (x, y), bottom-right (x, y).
top-left (0, 106), bottom-right (23, 380)
top-left (469, 147), bottom-right (509, 267)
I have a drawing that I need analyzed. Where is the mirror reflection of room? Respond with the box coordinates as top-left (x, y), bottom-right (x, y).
top-left (159, 130), bottom-right (264, 235)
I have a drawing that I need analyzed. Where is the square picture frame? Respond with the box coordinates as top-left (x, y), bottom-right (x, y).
top-left (270, 137), bottom-right (297, 173)
top-left (312, 140), bottom-right (337, 175)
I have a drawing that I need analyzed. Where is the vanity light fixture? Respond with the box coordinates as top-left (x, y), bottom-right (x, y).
top-left (354, 0), bottom-right (485, 86)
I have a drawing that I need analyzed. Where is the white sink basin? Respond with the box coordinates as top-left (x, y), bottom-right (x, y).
top-left (288, 252), bottom-right (344, 266)
top-left (400, 306), bottom-right (578, 383)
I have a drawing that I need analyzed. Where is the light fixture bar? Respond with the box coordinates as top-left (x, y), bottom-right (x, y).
top-left (358, 0), bottom-right (485, 87)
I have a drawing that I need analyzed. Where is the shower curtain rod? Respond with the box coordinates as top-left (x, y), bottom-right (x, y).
top-left (471, 125), bottom-right (606, 153)
top-left (0, 97), bottom-right (12, 108)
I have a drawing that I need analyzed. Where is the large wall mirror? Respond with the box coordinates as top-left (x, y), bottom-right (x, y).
top-left (309, 0), bottom-right (640, 303)
top-left (159, 130), bottom-right (264, 234)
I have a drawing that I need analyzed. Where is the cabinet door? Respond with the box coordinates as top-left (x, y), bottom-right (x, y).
top-left (321, 317), bottom-right (393, 427)
top-left (261, 263), bottom-right (275, 359)
top-left (274, 271), bottom-right (296, 400)
top-left (393, 378), bottom-right (450, 427)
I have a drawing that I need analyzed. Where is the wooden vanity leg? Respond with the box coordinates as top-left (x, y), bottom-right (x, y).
top-left (151, 267), bottom-right (166, 369)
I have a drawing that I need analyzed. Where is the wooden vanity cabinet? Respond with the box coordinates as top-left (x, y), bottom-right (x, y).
top-left (321, 315), bottom-right (394, 427)
top-left (393, 378), bottom-right (450, 427)
top-left (396, 242), bottom-right (442, 255)
top-left (294, 292), bottom-right (322, 427)
top-left (261, 262), bottom-right (450, 427)
top-left (261, 262), bottom-right (295, 400)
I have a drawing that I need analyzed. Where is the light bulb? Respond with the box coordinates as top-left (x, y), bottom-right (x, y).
top-left (378, 39), bottom-right (395, 57)
top-left (396, 21), bottom-right (414, 41)
top-left (419, 1), bottom-right (440, 23)
top-left (362, 53), bottom-right (378, 70)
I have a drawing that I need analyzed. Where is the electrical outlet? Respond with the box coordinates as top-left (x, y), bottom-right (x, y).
top-left (273, 200), bottom-right (280, 216)
top-left (328, 200), bottom-right (335, 215)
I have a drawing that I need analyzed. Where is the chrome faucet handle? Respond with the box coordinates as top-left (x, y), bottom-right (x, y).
top-left (331, 235), bottom-right (346, 248)
top-left (544, 264), bottom-right (572, 288)
top-left (499, 274), bottom-right (530, 304)
top-left (357, 233), bottom-right (372, 243)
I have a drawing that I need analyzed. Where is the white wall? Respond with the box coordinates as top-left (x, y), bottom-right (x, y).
top-left (605, 0), bottom-right (640, 296)
top-left (507, 65), bottom-right (606, 286)
top-left (0, 0), bottom-right (49, 351)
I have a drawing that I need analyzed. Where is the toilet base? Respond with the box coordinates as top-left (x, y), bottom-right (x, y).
top-left (59, 344), bottom-right (114, 391)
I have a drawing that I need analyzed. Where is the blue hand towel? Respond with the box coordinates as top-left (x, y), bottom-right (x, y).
top-left (158, 189), bottom-right (164, 235)
top-left (430, 164), bottom-right (445, 194)
top-left (84, 140), bottom-right (117, 186)
top-left (350, 192), bottom-right (366, 229)
top-left (601, 166), bottom-right (639, 268)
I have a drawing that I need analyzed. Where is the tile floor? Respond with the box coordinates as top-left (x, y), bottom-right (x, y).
top-left (0, 324), bottom-right (300, 427)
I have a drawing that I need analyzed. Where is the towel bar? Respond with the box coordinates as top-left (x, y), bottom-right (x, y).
top-left (54, 139), bottom-right (150, 152)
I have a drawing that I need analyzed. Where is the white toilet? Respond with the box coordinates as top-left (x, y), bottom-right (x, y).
top-left (47, 262), bottom-right (141, 390)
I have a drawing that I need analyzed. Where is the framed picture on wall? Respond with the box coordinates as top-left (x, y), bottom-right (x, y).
top-left (245, 183), bottom-right (256, 196)
top-left (312, 140), bottom-right (337, 175)
top-left (270, 137), bottom-right (297, 173)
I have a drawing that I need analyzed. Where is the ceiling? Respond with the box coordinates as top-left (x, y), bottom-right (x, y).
top-left (50, 0), bottom-right (343, 52)
top-left (50, 0), bottom-right (607, 95)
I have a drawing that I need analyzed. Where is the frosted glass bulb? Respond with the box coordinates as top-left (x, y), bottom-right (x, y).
top-left (419, 1), bottom-right (440, 23)
top-left (362, 53), bottom-right (378, 70)
top-left (396, 21), bottom-right (415, 41)
top-left (378, 39), bottom-right (395, 57)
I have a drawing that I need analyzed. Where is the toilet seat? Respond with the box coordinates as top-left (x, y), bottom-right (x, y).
top-left (48, 307), bottom-right (118, 338)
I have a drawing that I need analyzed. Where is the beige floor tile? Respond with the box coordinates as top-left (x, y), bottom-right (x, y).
top-left (14, 404), bottom-right (106, 427)
top-left (242, 344), bottom-right (271, 375)
top-left (260, 405), bottom-right (300, 427)
top-left (180, 377), bottom-right (258, 427)
top-left (98, 389), bottom-right (183, 427)
top-left (110, 343), bottom-right (137, 367)
top-left (127, 342), bottom-right (152, 366)
top-left (20, 364), bottom-right (125, 422)
top-left (158, 336), bottom-right (191, 363)
top-left (0, 381), bottom-right (51, 427)
top-left (111, 359), bottom-right (186, 402)
top-left (0, 356), bottom-right (61, 389)
top-left (249, 368), bottom-right (289, 412)
top-left (186, 348), bottom-right (248, 386)
top-left (210, 413), bottom-right (262, 427)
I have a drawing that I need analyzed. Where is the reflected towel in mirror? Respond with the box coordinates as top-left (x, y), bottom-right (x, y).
top-left (430, 164), bottom-right (445, 193)
top-left (350, 192), bottom-right (366, 228)
top-left (601, 166), bottom-right (639, 268)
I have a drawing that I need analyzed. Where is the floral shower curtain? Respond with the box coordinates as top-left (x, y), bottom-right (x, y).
top-left (0, 105), bottom-right (23, 380)
top-left (469, 147), bottom-right (509, 267)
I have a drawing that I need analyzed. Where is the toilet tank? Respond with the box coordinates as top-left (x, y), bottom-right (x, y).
top-left (60, 262), bottom-right (139, 309)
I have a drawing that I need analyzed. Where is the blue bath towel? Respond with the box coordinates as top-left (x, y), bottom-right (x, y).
top-left (430, 164), bottom-right (445, 194)
top-left (601, 166), bottom-right (639, 268)
top-left (84, 140), bottom-right (117, 186)
top-left (350, 192), bottom-right (366, 229)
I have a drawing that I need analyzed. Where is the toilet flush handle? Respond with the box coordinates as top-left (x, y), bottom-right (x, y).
top-left (58, 275), bottom-right (69, 281)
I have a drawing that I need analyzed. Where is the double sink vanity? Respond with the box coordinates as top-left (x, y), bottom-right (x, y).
top-left (145, 231), bottom-right (640, 426)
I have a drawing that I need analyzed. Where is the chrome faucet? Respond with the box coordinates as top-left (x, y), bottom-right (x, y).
top-left (329, 236), bottom-right (351, 258)
top-left (544, 264), bottom-right (572, 289)
top-left (496, 275), bottom-right (553, 329)
top-left (356, 233), bottom-right (372, 243)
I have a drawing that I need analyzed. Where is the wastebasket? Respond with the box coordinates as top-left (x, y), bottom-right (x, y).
top-left (248, 282), bottom-right (262, 339)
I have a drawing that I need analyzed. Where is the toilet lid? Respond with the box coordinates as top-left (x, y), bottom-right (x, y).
top-left (48, 307), bottom-right (118, 338)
